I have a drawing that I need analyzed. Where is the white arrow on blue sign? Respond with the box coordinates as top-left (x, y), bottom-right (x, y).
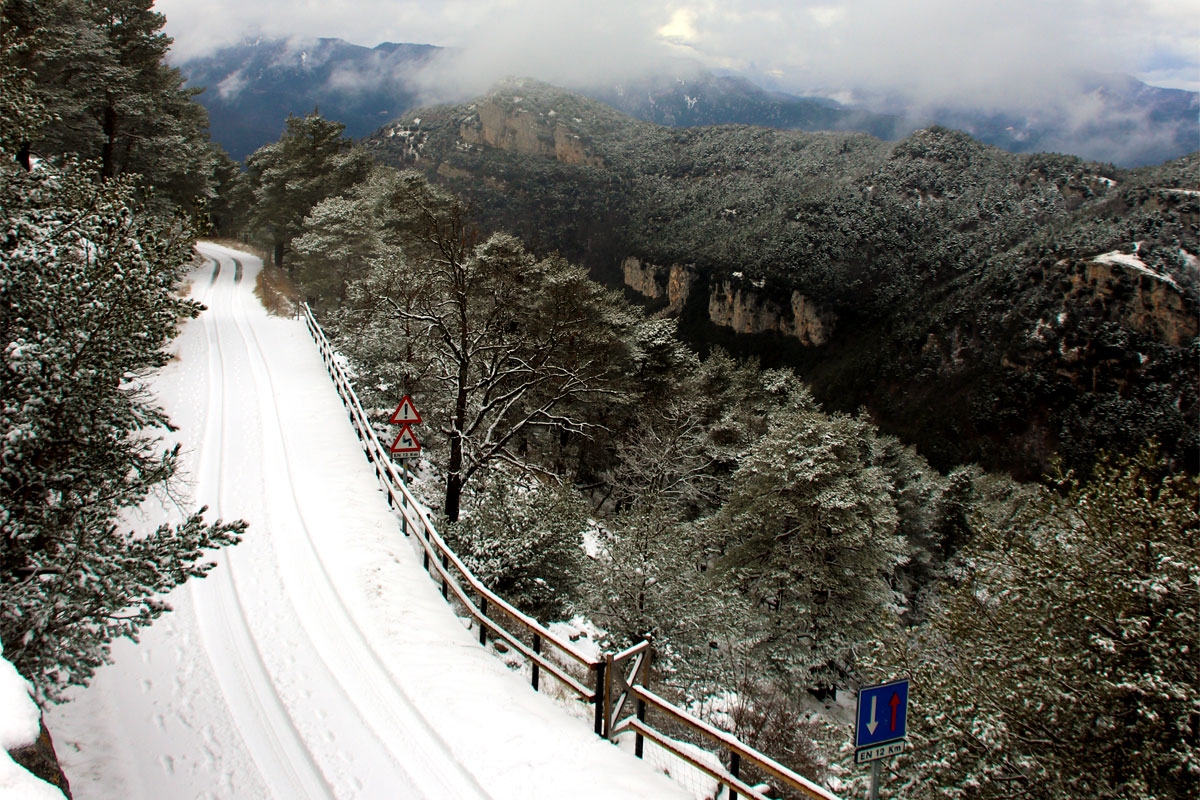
top-left (855, 679), bottom-right (909, 749)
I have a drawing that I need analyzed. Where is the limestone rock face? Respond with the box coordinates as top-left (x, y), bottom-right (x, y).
top-left (789, 291), bottom-right (835, 346)
top-left (621, 257), bottom-right (668, 300)
top-left (708, 280), bottom-right (789, 336)
top-left (1071, 255), bottom-right (1198, 347)
top-left (623, 259), bottom-right (835, 344)
top-left (666, 265), bottom-right (697, 316)
top-left (621, 259), bottom-right (698, 317)
top-left (458, 99), bottom-right (604, 166)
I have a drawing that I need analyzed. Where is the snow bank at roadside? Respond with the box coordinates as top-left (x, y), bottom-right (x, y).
top-left (0, 645), bottom-right (66, 800)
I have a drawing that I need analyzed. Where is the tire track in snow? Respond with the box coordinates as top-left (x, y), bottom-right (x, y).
top-left (212, 246), bottom-right (491, 800)
top-left (215, 254), bottom-right (424, 798)
top-left (189, 255), bottom-right (336, 800)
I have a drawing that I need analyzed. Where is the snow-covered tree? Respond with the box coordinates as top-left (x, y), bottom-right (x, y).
top-left (292, 192), bottom-right (382, 305)
top-left (445, 469), bottom-right (588, 621)
top-left (337, 173), bottom-right (638, 521)
top-left (705, 390), bottom-right (906, 693)
top-left (246, 111), bottom-right (371, 269)
top-left (867, 445), bottom-right (1199, 799)
top-left (15, 0), bottom-right (216, 212)
top-left (0, 50), bottom-right (244, 699)
top-left (584, 397), bottom-right (730, 658)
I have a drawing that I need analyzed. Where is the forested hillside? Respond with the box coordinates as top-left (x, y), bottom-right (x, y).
top-left (235, 90), bottom-right (1198, 795)
top-left (363, 79), bottom-right (1199, 479)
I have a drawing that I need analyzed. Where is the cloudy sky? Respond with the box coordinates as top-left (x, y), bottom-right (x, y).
top-left (154, 0), bottom-right (1200, 106)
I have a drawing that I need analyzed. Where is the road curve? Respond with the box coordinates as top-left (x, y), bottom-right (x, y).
top-left (191, 243), bottom-right (489, 800)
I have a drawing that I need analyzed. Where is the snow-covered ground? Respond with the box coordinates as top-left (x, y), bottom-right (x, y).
top-left (45, 243), bottom-right (690, 800)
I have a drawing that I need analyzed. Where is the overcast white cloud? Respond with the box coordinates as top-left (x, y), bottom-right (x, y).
top-left (155, 0), bottom-right (1200, 107)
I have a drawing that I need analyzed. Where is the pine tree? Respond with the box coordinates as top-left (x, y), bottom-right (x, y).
top-left (292, 191), bottom-right (382, 304)
top-left (705, 390), bottom-right (906, 693)
top-left (246, 111), bottom-right (372, 270)
top-left (867, 445), bottom-right (1199, 799)
top-left (444, 469), bottom-right (587, 621)
top-left (22, 0), bottom-right (217, 212)
top-left (0, 24), bottom-right (245, 702)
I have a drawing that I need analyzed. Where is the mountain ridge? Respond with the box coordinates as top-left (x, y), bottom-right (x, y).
top-left (362, 79), bottom-right (1199, 478)
top-left (180, 36), bottom-right (1198, 167)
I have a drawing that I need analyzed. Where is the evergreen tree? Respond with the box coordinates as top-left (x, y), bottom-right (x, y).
top-left (867, 445), bottom-right (1199, 799)
top-left (292, 191), bottom-right (382, 305)
top-left (246, 111), bottom-right (371, 270)
top-left (0, 16), bottom-right (245, 702)
top-left (444, 469), bottom-right (588, 621)
top-left (202, 144), bottom-right (251, 238)
top-left (585, 398), bottom-right (729, 665)
top-left (705, 390), bottom-right (906, 693)
top-left (22, 0), bottom-right (216, 212)
top-left (0, 0), bottom-right (53, 166)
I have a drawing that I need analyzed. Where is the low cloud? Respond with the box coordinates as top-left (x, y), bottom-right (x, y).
top-left (156, 0), bottom-right (1199, 118)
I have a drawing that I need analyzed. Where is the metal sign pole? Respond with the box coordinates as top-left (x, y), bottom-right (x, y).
top-left (868, 760), bottom-right (881, 800)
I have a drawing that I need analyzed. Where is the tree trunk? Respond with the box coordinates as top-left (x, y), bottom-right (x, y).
top-left (444, 468), bottom-right (462, 523)
top-left (444, 374), bottom-right (470, 522)
top-left (274, 240), bottom-right (285, 270)
top-left (101, 103), bottom-right (117, 179)
top-left (445, 422), bottom-right (464, 522)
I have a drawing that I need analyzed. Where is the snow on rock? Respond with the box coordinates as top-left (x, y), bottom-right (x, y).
top-left (1092, 250), bottom-right (1179, 288)
top-left (0, 645), bottom-right (66, 800)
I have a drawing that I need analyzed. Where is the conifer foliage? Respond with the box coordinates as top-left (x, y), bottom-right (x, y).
top-left (869, 445), bottom-right (1199, 799)
top-left (0, 0), bottom-right (244, 702)
top-left (246, 111), bottom-right (372, 270)
top-left (707, 391), bottom-right (907, 690)
top-left (12, 0), bottom-right (217, 212)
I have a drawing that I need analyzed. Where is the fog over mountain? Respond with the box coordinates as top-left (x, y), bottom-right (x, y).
top-left (181, 34), bottom-right (1197, 167)
top-left (158, 0), bottom-right (1199, 99)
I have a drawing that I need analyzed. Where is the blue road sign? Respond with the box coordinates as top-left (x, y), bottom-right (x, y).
top-left (855, 680), bottom-right (909, 748)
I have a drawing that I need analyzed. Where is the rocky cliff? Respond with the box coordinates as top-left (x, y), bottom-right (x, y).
top-left (458, 97), bottom-right (605, 167)
top-left (623, 257), bottom-right (834, 345)
top-left (365, 82), bottom-right (1199, 477)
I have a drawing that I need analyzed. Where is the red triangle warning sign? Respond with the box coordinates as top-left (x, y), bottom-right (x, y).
top-left (389, 423), bottom-right (422, 454)
top-left (388, 395), bottom-right (422, 425)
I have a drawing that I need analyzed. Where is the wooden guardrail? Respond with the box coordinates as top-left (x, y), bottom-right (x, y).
top-left (300, 303), bottom-right (842, 800)
top-left (608, 684), bottom-right (842, 800)
top-left (302, 304), bottom-right (608, 732)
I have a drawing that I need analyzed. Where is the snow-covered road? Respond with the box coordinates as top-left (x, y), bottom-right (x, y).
top-left (45, 244), bottom-right (689, 800)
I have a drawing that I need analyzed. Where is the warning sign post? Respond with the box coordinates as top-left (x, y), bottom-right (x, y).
top-left (388, 395), bottom-right (422, 425)
top-left (388, 395), bottom-right (423, 470)
top-left (389, 423), bottom-right (421, 457)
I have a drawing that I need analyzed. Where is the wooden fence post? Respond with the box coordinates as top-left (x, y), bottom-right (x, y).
top-left (531, 635), bottom-right (542, 691)
top-left (478, 596), bottom-right (488, 646)
top-left (593, 661), bottom-right (606, 736)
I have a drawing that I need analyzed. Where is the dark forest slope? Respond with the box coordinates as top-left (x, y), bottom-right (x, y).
top-left (364, 79), bottom-right (1199, 477)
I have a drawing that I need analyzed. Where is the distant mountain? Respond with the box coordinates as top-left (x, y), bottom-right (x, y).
top-left (180, 37), bottom-right (1198, 167)
top-left (582, 71), bottom-right (902, 140)
top-left (362, 79), bottom-right (1199, 478)
top-left (869, 73), bottom-right (1199, 168)
top-left (587, 70), bottom-right (1197, 167)
top-left (180, 37), bottom-right (437, 160)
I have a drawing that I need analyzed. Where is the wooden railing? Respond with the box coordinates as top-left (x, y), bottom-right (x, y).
top-left (608, 683), bottom-right (841, 800)
top-left (301, 303), bottom-right (842, 800)
top-left (302, 304), bottom-right (607, 732)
